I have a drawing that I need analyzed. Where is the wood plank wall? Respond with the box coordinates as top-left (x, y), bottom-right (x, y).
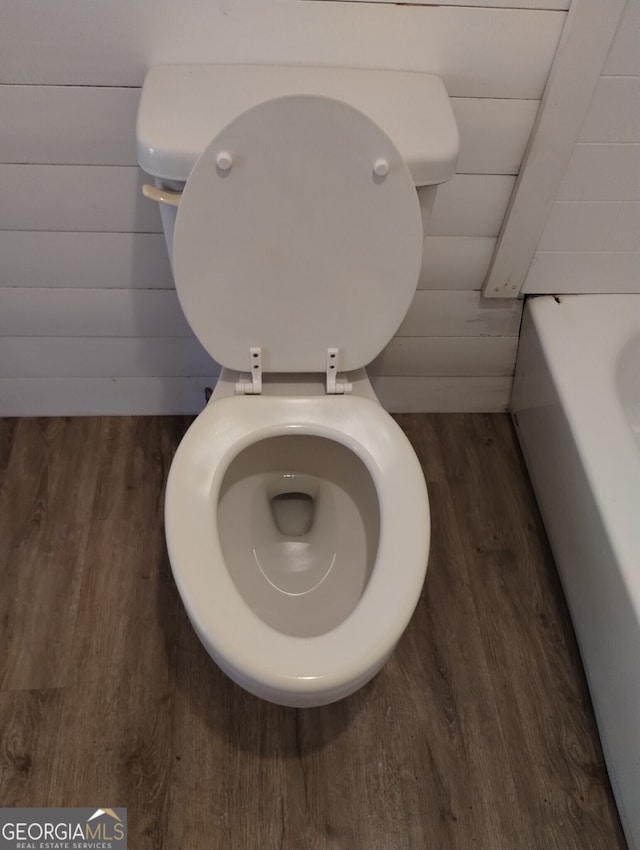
top-left (524, 0), bottom-right (640, 294)
top-left (0, 0), bottom-right (569, 415)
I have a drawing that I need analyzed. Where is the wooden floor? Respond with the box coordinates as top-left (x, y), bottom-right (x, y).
top-left (0, 414), bottom-right (627, 850)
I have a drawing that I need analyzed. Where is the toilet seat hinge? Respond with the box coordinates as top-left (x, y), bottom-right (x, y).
top-left (235, 347), bottom-right (263, 395)
top-left (326, 348), bottom-right (352, 395)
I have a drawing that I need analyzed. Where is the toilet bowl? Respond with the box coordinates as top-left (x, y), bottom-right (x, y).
top-left (166, 393), bottom-right (431, 706)
top-left (137, 66), bottom-right (459, 706)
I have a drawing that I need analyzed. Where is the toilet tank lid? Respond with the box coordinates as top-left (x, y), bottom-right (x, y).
top-left (136, 64), bottom-right (459, 186)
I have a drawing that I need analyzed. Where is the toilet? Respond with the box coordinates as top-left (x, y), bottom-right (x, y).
top-left (137, 65), bottom-right (459, 707)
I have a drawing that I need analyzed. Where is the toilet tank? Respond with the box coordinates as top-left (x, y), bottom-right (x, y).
top-left (137, 65), bottom-right (458, 185)
top-left (136, 64), bottom-right (459, 259)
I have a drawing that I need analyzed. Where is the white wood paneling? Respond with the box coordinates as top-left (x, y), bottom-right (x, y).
top-left (524, 251), bottom-right (640, 294)
top-left (0, 288), bottom-right (522, 341)
top-left (0, 377), bottom-right (215, 417)
top-left (0, 232), bottom-right (494, 292)
top-left (0, 337), bottom-right (218, 379)
top-left (1, 165), bottom-right (514, 237)
top-left (371, 376), bottom-right (512, 413)
top-left (369, 337), bottom-right (517, 377)
top-left (453, 98), bottom-right (538, 175)
top-left (0, 335), bottom-right (518, 379)
top-left (0, 166), bottom-right (161, 233)
top-left (424, 176), bottom-right (516, 238)
top-left (0, 0), bottom-right (574, 414)
top-left (483, 0), bottom-right (629, 297)
top-left (0, 86), bottom-right (140, 166)
top-left (537, 202), bottom-right (640, 251)
top-left (418, 237), bottom-right (496, 290)
top-left (398, 291), bottom-right (522, 337)
top-left (2, 2), bottom-right (565, 99)
top-left (524, 3), bottom-right (640, 297)
top-left (557, 144), bottom-right (640, 201)
top-left (1, 85), bottom-right (539, 177)
top-left (0, 232), bottom-right (173, 289)
top-left (0, 374), bottom-right (511, 416)
top-left (580, 77), bottom-right (640, 143)
top-left (0, 288), bottom-right (191, 338)
top-left (319, 0), bottom-right (569, 8)
top-left (602, 0), bottom-right (640, 76)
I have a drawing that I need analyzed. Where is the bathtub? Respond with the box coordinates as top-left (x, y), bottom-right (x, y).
top-left (512, 294), bottom-right (640, 850)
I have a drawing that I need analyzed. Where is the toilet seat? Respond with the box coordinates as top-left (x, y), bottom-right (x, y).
top-left (172, 94), bottom-right (424, 374)
top-left (165, 393), bottom-right (430, 706)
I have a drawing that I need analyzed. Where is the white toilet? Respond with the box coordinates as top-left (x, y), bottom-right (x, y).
top-left (137, 65), bottom-right (459, 707)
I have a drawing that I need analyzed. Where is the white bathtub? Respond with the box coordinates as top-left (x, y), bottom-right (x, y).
top-left (512, 294), bottom-right (640, 850)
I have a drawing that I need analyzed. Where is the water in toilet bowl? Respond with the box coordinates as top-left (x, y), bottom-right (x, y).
top-left (270, 491), bottom-right (314, 538)
top-left (217, 434), bottom-right (380, 638)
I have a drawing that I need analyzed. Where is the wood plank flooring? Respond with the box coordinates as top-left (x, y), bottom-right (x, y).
top-left (0, 414), bottom-right (627, 849)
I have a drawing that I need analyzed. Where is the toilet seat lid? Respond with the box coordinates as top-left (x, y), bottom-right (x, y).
top-left (173, 95), bottom-right (424, 373)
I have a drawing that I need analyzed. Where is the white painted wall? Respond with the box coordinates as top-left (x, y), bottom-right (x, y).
top-left (0, 0), bottom-right (570, 415)
top-left (524, 0), bottom-right (640, 294)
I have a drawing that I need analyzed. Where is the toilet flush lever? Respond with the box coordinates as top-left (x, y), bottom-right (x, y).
top-left (141, 184), bottom-right (182, 207)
